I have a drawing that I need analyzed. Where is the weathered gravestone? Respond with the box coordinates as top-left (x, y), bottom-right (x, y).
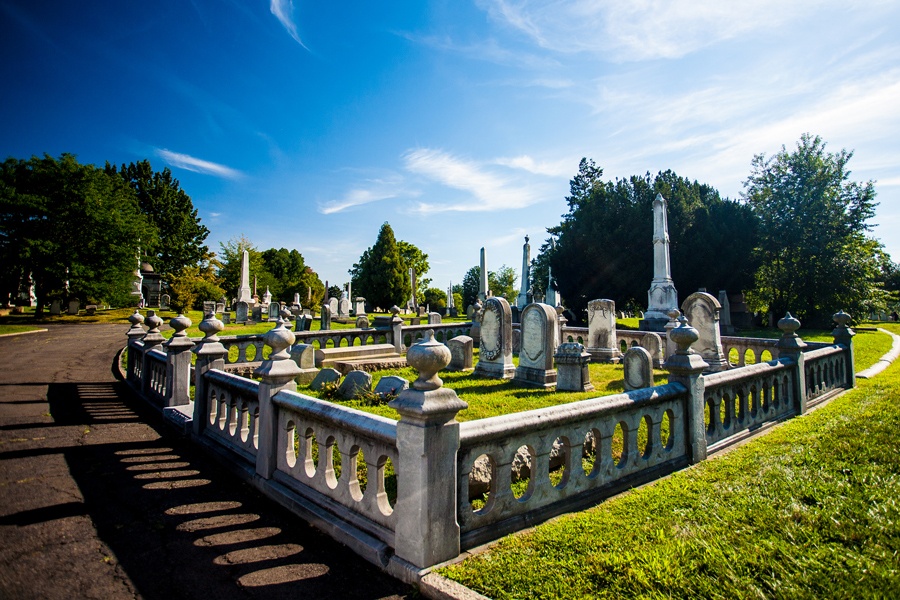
top-left (623, 346), bottom-right (653, 391)
top-left (718, 290), bottom-right (734, 335)
top-left (251, 306), bottom-right (262, 322)
top-left (410, 317), bottom-right (421, 326)
top-left (681, 291), bottom-right (728, 372)
top-left (473, 296), bottom-right (515, 379)
top-left (338, 370), bottom-right (372, 400)
top-left (215, 302), bottom-right (225, 315)
top-left (310, 367), bottom-right (341, 391)
top-left (236, 301), bottom-right (249, 324)
top-left (268, 301), bottom-right (281, 322)
top-left (222, 312), bottom-right (231, 324)
top-left (203, 300), bottom-right (216, 315)
top-left (68, 299), bottom-right (80, 315)
top-left (338, 298), bottom-right (350, 319)
top-left (160, 294), bottom-right (170, 310)
top-left (328, 297), bottom-right (338, 316)
top-left (466, 304), bottom-right (475, 319)
top-left (50, 300), bottom-right (61, 315)
top-left (428, 312), bottom-right (442, 324)
top-left (513, 302), bottom-right (559, 388)
top-left (320, 304), bottom-right (332, 330)
top-left (353, 297), bottom-right (366, 315)
top-left (586, 299), bottom-right (621, 363)
top-left (447, 335), bottom-right (474, 371)
top-left (640, 331), bottom-right (664, 368)
top-left (355, 315), bottom-right (369, 328)
top-left (289, 343), bottom-right (318, 385)
top-left (373, 375), bottom-right (408, 397)
top-left (554, 342), bottom-right (594, 392)
top-left (85, 305), bottom-right (97, 316)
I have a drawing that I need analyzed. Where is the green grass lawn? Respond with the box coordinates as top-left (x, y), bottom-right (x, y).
top-left (437, 323), bottom-right (900, 599)
top-left (0, 324), bottom-right (45, 335)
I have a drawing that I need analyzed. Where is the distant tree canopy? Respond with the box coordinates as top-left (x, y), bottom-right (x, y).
top-left (0, 153), bottom-right (155, 313)
top-left (538, 159), bottom-right (759, 320)
top-left (350, 222), bottom-right (428, 310)
top-left (105, 159), bottom-right (210, 279)
top-left (743, 134), bottom-right (889, 325)
top-left (218, 235), bottom-right (323, 307)
top-left (458, 264), bottom-right (518, 308)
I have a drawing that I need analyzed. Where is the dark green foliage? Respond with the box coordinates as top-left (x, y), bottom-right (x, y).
top-left (168, 261), bottom-right (224, 313)
top-left (105, 159), bottom-right (210, 278)
top-left (744, 134), bottom-right (888, 325)
top-left (542, 159), bottom-right (758, 319)
top-left (459, 265), bottom-right (519, 308)
top-left (260, 247), bottom-right (324, 306)
top-left (0, 154), bottom-right (155, 313)
top-left (397, 240), bottom-right (431, 296)
top-left (422, 287), bottom-right (447, 310)
top-left (350, 222), bottom-right (409, 310)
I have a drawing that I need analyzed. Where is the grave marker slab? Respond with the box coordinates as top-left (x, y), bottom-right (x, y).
top-left (586, 299), bottom-right (621, 363)
top-left (473, 297), bottom-right (515, 379)
top-left (513, 303), bottom-right (558, 387)
top-left (310, 368), bottom-right (341, 391)
top-left (338, 370), bottom-right (372, 400)
top-left (623, 346), bottom-right (653, 390)
top-left (682, 291), bottom-right (727, 372)
top-left (447, 335), bottom-right (474, 371)
top-left (374, 376), bottom-right (408, 397)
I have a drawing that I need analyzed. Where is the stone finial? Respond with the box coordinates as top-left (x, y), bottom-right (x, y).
top-left (406, 329), bottom-right (451, 391)
top-left (777, 312), bottom-right (801, 336)
top-left (390, 305), bottom-right (401, 317)
top-left (667, 308), bottom-right (681, 322)
top-left (254, 320), bottom-right (301, 380)
top-left (164, 313), bottom-right (193, 349)
top-left (664, 317), bottom-right (709, 375)
top-left (832, 309), bottom-right (855, 344)
top-left (777, 311), bottom-right (807, 356)
top-left (669, 317), bottom-right (697, 354)
top-left (198, 311), bottom-right (224, 342)
top-left (126, 309), bottom-right (145, 339)
top-left (142, 310), bottom-right (165, 347)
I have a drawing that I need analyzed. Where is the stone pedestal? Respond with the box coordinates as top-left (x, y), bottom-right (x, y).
top-left (554, 342), bottom-right (593, 392)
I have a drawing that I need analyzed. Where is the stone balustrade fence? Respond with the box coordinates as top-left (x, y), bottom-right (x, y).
top-left (123, 309), bottom-right (856, 584)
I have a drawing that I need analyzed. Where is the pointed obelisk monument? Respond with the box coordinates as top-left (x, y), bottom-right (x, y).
top-left (517, 235), bottom-right (530, 309)
top-left (237, 250), bottom-right (252, 304)
top-left (640, 194), bottom-right (678, 332)
top-left (478, 247), bottom-right (489, 302)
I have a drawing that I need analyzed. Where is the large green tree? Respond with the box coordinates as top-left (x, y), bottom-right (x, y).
top-left (458, 264), bottom-right (518, 308)
top-left (218, 235), bottom-right (276, 300)
top-left (397, 240), bottom-right (431, 297)
top-left (539, 159), bottom-right (759, 320)
top-left (260, 247), bottom-right (325, 306)
top-left (350, 222), bottom-right (407, 310)
top-left (743, 134), bottom-right (887, 324)
top-left (0, 154), bottom-right (155, 313)
top-left (106, 159), bottom-right (209, 278)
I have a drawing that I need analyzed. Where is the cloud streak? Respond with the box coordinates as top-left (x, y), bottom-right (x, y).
top-left (319, 188), bottom-right (399, 215)
top-left (270, 0), bottom-right (307, 49)
top-left (155, 148), bottom-right (243, 179)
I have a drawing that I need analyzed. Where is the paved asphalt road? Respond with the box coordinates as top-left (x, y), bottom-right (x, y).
top-left (0, 324), bottom-right (413, 599)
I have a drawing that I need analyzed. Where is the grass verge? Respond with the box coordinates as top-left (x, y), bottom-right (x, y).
top-left (438, 323), bottom-right (900, 599)
top-left (0, 324), bottom-right (45, 335)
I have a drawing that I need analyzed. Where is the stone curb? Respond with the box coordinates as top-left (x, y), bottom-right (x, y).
top-left (856, 328), bottom-right (900, 379)
top-left (419, 573), bottom-right (492, 600)
top-left (0, 328), bottom-right (48, 338)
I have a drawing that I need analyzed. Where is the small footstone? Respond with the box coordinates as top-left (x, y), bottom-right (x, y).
top-left (338, 370), bottom-right (372, 400)
top-left (310, 368), bottom-right (341, 391)
top-left (374, 376), bottom-right (408, 396)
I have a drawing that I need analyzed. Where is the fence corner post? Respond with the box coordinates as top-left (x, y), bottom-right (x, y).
top-left (125, 309), bottom-right (146, 383)
top-left (254, 318), bottom-right (301, 479)
top-left (831, 310), bottom-right (856, 389)
top-left (776, 312), bottom-right (808, 413)
top-left (664, 317), bottom-right (709, 464)
top-left (192, 312), bottom-right (227, 437)
top-left (163, 314), bottom-right (194, 407)
top-left (390, 305), bottom-right (404, 354)
top-left (388, 329), bottom-right (467, 570)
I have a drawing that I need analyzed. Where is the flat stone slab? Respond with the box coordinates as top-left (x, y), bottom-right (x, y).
top-left (331, 357), bottom-right (407, 375)
top-left (310, 368), bottom-right (341, 390)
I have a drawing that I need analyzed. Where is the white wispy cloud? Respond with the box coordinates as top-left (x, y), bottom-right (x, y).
top-left (477, 0), bottom-right (830, 61)
top-left (403, 148), bottom-right (551, 213)
top-left (155, 149), bottom-right (243, 179)
top-left (493, 155), bottom-right (572, 177)
top-left (270, 0), bottom-right (307, 49)
top-left (319, 188), bottom-right (399, 215)
top-left (400, 32), bottom-right (560, 70)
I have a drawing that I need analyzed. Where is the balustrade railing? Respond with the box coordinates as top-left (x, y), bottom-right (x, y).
top-left (144, 348), bottom-right (168, 406)
top-left (456, 383), bottom-right (689, 549)
top-left (804, 345), bottom-right (849, 404)
top-left (201, 369), bottom-right (261, 461)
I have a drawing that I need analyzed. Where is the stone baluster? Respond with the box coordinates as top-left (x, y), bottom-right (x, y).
top-left (125, 309), bottom-right (145, 382)
top-left (776, 312), bottom-right (808, 413)
top-left (831, 310), bottom-right (856, 389)
top-left (254, 320), bottom-right (301, 479)
top-left (389, 305), bottom-right (404, 354)
top-left (664, 308), bottom-right (680, 361)
top-left (388, 330), bottom-right (468, 571)
top-left (664, 317), bottom-right (709, 464)
top-left (192, 312), bottom-right (227, 436)
top-left (141, 310), bottom-right (165, 398)
top-left (163, 314), bottom-right (193, 407)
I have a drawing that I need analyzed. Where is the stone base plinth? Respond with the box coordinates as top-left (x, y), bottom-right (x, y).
top-left (473, 360), bottom-right (515, 379)
top-left (586, 347), bottom-right (621, 364)
top-left (512, 366), bottom-right (557, 388)
top-left (639, 317), bottom-right (669, 332)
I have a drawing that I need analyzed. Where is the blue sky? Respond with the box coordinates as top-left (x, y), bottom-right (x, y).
top-left (3, 0), bottom-right (899, 300)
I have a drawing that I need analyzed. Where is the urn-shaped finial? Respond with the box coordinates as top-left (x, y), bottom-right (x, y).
top-left (390, 305), bottom-right (401, 317)
top-left (406, 329), bottom-right (451, 391)
top-left (777, 312), bottom-right (801, 336)
top-left (669, 317), bottom-right (699, 354)
top-left (833, 310), bottom-right (852, 329)
top-left (128, 309), bottom-right (145, 328)
top-left (264, 320), bottom-right (295, 360)
top-left (145, 310), bottom-right (163, 334)
top-left (169, 313), bottom-right (192, 338)
top-left (198, 312), bottom-right (224, 341)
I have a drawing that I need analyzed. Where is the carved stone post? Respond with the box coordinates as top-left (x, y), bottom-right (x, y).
top-left (831, 310), bottom-right (856, 389)
top-left (254, 320), bottom-right (301, 479)
top-left (389, 305), bottom-right (404, 354)
top-left (776, 312), bottom-right (808, 414)
top-left (388, 330), bottom-right (468, 570)
top-left (125, 309), bottom-right (145, 383)
top-left (192, 312), bottom-right (227, 437)
top-left (163, 314), bottom-right (193, 407)
top-left (141, 310), bottom-right (165, 398)
top-left (665, 317), bottom-right (709, 464)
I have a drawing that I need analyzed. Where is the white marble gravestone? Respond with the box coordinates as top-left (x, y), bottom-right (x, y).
top-left (473, 297), bottom-right (514, 379)
top-left (681, 291), bottom-right (727, 372)
top-left (586, 299), bottom-right (621, 363)
top-left (513, 302), bottom-right (558, 387)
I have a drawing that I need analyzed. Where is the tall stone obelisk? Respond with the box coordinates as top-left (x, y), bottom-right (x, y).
top-left (237, 250), bottom-right (252, 303)
top-left (478, 247), bottom-right (489, 301)
top-left (640, 194), bottom-right (678, 332)
top-left (517, 235), bottom-right (530, 309)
